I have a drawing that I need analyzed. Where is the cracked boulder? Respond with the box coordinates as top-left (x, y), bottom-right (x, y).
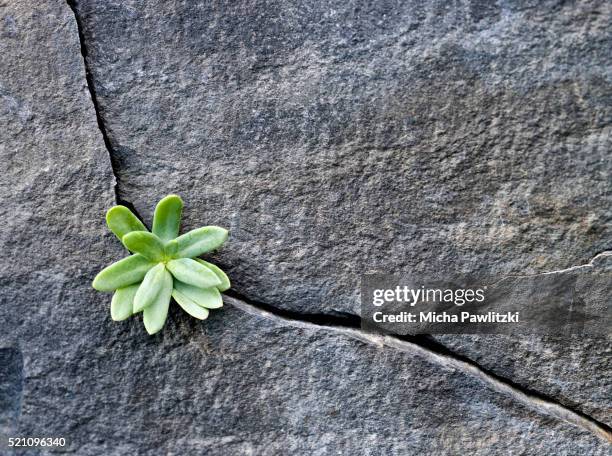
top-left (73, 0), bottom-right (611, 438)
top-left (0, 1), bottom-right (610, 454)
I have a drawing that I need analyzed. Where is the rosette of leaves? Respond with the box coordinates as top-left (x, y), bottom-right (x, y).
top-left (92, 195), bottom-right (230, 335)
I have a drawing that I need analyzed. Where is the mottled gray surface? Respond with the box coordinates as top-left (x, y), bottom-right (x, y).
top-left (75, 0), bottom-right (612, 314)
top-left (74, 0), bottom-right (611, 432)
top-left (0, 0), bottom-right (611, 454)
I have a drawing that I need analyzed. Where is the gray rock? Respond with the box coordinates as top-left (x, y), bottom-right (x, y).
top-left (74, 0), bottom-right (611, 315)
top-left (0, 0), bottom-right (610, 454)
top-left (74, 0), bottom-right (611, 439)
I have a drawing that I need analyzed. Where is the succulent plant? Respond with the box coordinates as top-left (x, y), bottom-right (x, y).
top-left (92, 195), bottom-right (230, 335)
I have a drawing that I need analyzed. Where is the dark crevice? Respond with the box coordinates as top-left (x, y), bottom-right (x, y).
top-left (404, 333), bottom-right (597, 417)
top-left (115, 197), bottom-right (147, 226)
top-left (226, 290), bottom-right (601, 419)
top-left (225, 289), bottom-right (362, 328)
top-left (226, 290), bottom-right (612, 442)
top-left (66, 0), bottom-right (129, 208)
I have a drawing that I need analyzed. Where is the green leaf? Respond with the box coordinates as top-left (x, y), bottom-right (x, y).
top-left (110, 284), bottom-right (139, 321)
top-left (166, 258), bottom-right (221, 288)
top-left (143, 268), bottom-right (173, 335)
top-left (172, 289), bottom-right (210, 320)
top-left (195, 259), bottom-right (231, 292)
top-left (92, 255), bottom-right (156, 291)
top-left (152, 194), bottom-right (183, 242)
top-left (106, 205), bottom-right (147, 241)
top-left (164, 239), bottom-right (179, 258)
top-left (133, 263), bottom-right (166, 312)
top-left (174, 280), bottom-right (223, 309)
top-left (175, 226), bottom-right (228, 258)
top-left (122, 231), bottom-right (165, 261)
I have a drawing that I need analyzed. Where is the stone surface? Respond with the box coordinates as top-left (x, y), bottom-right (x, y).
top-left (74, 0), bottom-right (611, 436)
top-left (75, 0), bottom-right (612, 315)
top-left (0, 0), bottom-right (610, 454)
top-left (0, 0), bottom-right (111, 446)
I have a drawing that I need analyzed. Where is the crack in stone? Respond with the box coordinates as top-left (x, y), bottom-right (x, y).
top-left (487, 250), bottom-right (612, 287)
top-left (66, 0), bottom-right (122, 207)
top-left (530, 250), bottom-right (612, 276)
top-left (225, 291), bottom-right (612, 443)
top-left (68, 0), bottom-right (149, 225)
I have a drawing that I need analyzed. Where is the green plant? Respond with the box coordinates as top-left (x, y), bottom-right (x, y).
top-left (92, 195), bottom-right (230, 335)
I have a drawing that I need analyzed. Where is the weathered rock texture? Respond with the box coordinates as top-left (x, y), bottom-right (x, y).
top-left (75, 0), bottom-right (611, 313)
top-left (0, 0), bottom-right (610, 454)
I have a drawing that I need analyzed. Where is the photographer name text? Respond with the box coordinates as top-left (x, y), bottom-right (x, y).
top-left (372, 311), bottom-right (520, 323)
